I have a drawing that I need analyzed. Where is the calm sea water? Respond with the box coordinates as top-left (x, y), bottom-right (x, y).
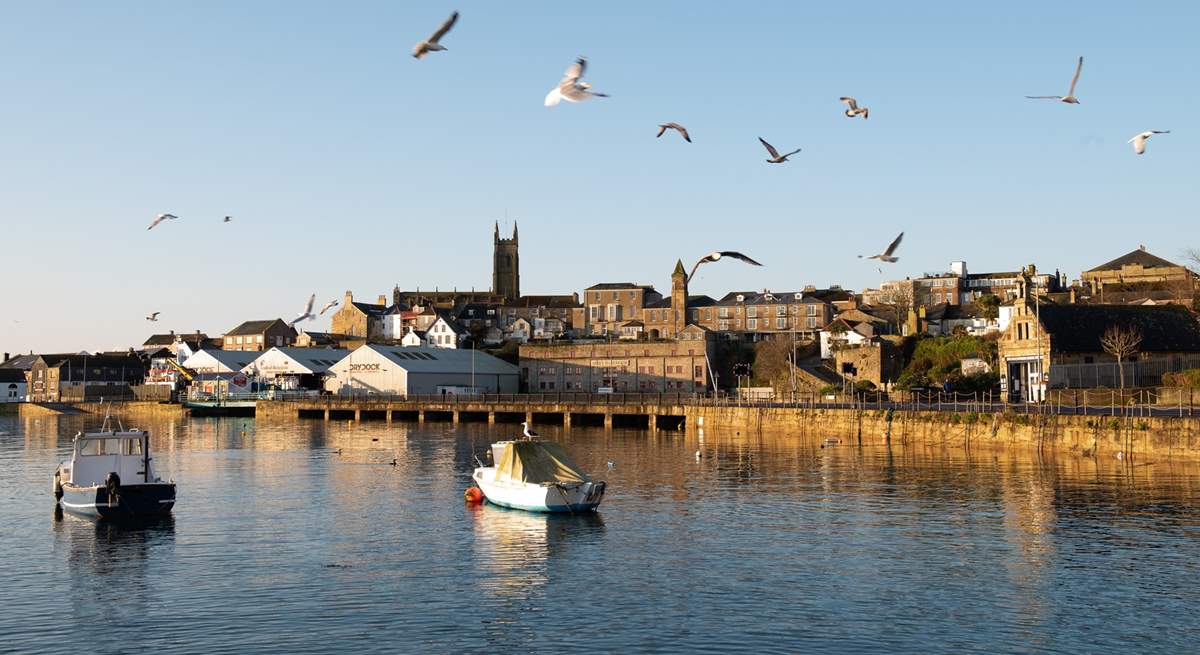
top-left (1, 411), bottom-right (1199, 654)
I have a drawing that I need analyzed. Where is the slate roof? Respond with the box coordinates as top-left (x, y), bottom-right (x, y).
top-left (714, 291), bottom-right (828, 306)
top-left (351, 302), bottom-right (391, 317)
top-left (645, 295), bottom-right (717, 309)
top-left (226, 319), bottom-right (292, 336)
top-left (0, 368), bottom-right (26, 383)
top-left (0, 354), bottom-right (42, 370)
top-left (585, 282), bottom-right (655, 292)
top-left (1087, 248), bottom-right (1183, 273)
top-left (1037, 304), bottom-right (1200, 353)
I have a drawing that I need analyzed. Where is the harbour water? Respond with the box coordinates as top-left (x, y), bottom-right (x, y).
top-left (2, 413), bottom-right (1199, 653)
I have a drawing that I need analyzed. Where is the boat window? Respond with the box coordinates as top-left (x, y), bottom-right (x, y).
top-left (80, 440), bottom-right (101, 456)
top-left (126, 439), bottom-right (143, 455)
top-left (101, 438), bottom-right (123, 455)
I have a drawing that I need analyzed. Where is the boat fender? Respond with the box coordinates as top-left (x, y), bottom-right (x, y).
top-left (105, 472), bottom-right (121, 505)
top-left (53, 470), bottom-right (63, 501)
top-left (464, 487), bottom-right (484, 503)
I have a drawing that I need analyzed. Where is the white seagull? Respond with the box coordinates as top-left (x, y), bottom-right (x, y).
top-left (758, 137), bottom-right (800, 163)
top-left (147, 213), bottom-right (178, 231)
top-left (859, 232), bottom-right (904, 263)
top-left (840, 97), bottom-right (869, 119)
top-left (318, 299), bottom-right (340, 315)
top-left (657, 122), bottom-right (691, 142)
top-left (520, 421), bottom-right (540, 439)
top-left (289, 293), bottom-right (316, 326)
top-left (146, 312), bottom-right (160, 322)
top-left (544, 57), bottom-right (609, 107)
top-left (1128, 130), bottom-right (1170, 155)
top-left (688, 251), bottom-right (763, 283)
top-left (1026, 56), bottom-right (1084, 104)
top-left (223, 215), bottom-right (232, 223)
top-left (412, 11), bottom-right (458, 59)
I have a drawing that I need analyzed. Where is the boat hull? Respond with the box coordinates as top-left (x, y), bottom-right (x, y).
top-left (473, 468), bottom-right (605, 513)
top-left (60, 482), bottom-right (176, 520)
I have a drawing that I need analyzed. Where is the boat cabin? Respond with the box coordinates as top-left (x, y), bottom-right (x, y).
top-left (66, 430), bottom-right (151, 487)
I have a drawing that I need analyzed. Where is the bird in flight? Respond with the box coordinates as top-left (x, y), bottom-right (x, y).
top-left (1026, 56), bottom-right (1084, 104)
top-left (223, 215), bottom-right (232, 223)
top-left (840, 97), bottom-right (869, 119)
top-left (521, 421), bottom-right (540, 439)
top-left (657, 122), bottom-right (691, 142)
top-left (319, 299), bottom-right (340, 315)
top-left (146, 312), bottom-right (160, 322)
top-left (544, 57), bottom-right (609, 106)
top-left (147, 213), bottom-right (178, 231)
top-left (1128, 130), bottom-right (1170, 155)
top-left (860, 232), bottom-right (904, 263)
top-left (758, 137), bottom-right (800, 163)
top-left (412, 11), bottom-right (458, 59)
top-left (687, 251), bottom-right (763, 283)
top-left (289, 294), bottom-right (316, 326)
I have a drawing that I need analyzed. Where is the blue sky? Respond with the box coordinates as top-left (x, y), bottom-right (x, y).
top-left (1, 1), bottom-right (1196, 353)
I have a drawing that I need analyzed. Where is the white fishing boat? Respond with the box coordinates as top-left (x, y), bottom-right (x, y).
top-left (472, 438), bottom-right (606, 513)
top-left (53, 415), bottom-right (176, 519)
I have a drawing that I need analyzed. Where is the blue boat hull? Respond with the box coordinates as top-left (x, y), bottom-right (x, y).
top-left (60, 483), bottom-right (176, 519)
top-left (484, 498), bottom-right (601, 513)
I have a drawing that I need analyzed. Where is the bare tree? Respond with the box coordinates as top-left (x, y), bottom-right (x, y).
top-left (1183, 247), bottom-right (1200, 274)
top-left (1100, 324), bottom-right (1143, 390)
top-left (881, 282), bottom-right (914, 335)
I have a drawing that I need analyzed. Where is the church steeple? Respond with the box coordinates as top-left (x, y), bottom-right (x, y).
top-left (671, 259), bottom-right (688, 338)
top-left (492, 221), bottom-right (520, 302)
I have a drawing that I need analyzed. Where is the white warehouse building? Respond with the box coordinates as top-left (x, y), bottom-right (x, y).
top-left (242, 347), bottom-right (350, 390)
top-left (325, 345), bottom-right (519, 396)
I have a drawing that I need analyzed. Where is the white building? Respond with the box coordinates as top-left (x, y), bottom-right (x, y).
top-left (400, 327), bottom-right (427, 347)
top-left (506, 317), bottom-right (532, 343)
top-left (819, 325), bottom-right (870, 359)
top-left (426, 316), bottom-right (465, 349)
top-left (241, 347), bottom-right (350, 390)
top-left (325, 345), bottom-right (519, 396)
top-left (181, 349), bottom-right (262, 374)
top-left (0, 369), bottom-right (27, 402)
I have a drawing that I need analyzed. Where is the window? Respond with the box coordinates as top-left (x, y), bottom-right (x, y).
top-left (257, 335), bottom-right (264, 343)
top-left (719, 307), bottom-right (729, 318)
top-left (611, 292), bottom-right (619, 300)
top-left (747, 307), bottom-right (757, 318)
top-left (776, 306), bottom-right (786, 316)
top-left (718, 320), bottom-right (730, 331)
top-left (807, 305), bottom-right (817, 316)
top-left (694, 366), bottom-right (703, 378)
top-left (747, 318), bottom-right (757, 330)
top-left (589, 306), bottom-right (599, 321)
top-left (806, 317), bottom-right (816, 329)
top-left (776, 318), bottom-right (786, 329)
top-left (235, 336), bottom-right (243, 344)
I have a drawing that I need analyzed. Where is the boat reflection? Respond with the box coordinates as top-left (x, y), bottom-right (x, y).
top-left (469, 502), bottom-right (604, 599)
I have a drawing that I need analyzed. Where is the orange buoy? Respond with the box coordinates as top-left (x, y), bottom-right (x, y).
top-left (464, 487), bottom-right (485, 503)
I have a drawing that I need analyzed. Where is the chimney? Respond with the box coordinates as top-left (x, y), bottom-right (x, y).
top-left (169, 329), bottom-right (175, 335)
top-left (344, 290), bottom-right (354, 304)
top-left (3, 353), bottom-right (8, 363)
top-left (378, 294), bottom-right (387, 306)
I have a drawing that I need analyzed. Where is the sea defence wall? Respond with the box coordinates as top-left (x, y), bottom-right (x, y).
top-left (16, 401), bottom-right (185, 419)
top-left (687, 405), bottom-right (1200, 461)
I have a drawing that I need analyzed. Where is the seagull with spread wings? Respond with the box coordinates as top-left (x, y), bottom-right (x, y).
top-left (412, 11), bottom-right (458, 59)
top-left (758, 137), bottom-right (800, 163)
top-left (223, 215), bottom-right (232, 223)
top-left (657, 122), bottom-right (691, 142)
top-left (289, 294), bottom-right (316, 326)
top-left (319, 299), bottom-right (340, 315)
top-left (1128, 130), bottom-right (1170, 155)
top-left (688, 251), bottom-right (763, 283)
top-left (840, 97), bottom-right (869, 119)
top-left (147, 213), bottom-right (178, 231)
top-left (1026, 56), bottom-right (1084, 104)
top-left (859, 232), bottom-right (904, 263)
top-left (544, 57), bottom-right (609, 106)
top-left (146, 312), bottom-right (160, 322)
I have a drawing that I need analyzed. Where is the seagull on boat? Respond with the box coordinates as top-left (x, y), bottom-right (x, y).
top-left (319, 299), bottom-right (340, 315)
top-left (521, 421), bottom-right (540, 438)
top-left (1128, 130), bottom-right (1170, 155)
top-left (840, 97), bottom-right (869, 119)
top-left (859, 232), bottom-right (904, 263)
top-left (687, 251), bottom-right (763, 283)
top-left (412, 11), bottom-right (458, 59)
top-left (758, 136), bottom-right (801, 163)
top-left (289, 293), bottom-right (316, 326)
top-left (1026, 56), bottom-right (1084, 104)
top-left (147, 213), bottom-right (178, 231)
top-left (544, 57), bottom-right (609, 106)
top-left (145, 312), bottom-right (160, 322)
top-left (657, 122), bottom-right (691, 142)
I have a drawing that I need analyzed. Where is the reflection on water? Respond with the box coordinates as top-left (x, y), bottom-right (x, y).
top-left (2, 412), bottom-right (1200, 653)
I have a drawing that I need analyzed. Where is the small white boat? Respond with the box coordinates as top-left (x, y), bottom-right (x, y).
top-left (472, 439), bottom-right (606, 513)
top-left (53, 415), bottom-right (176, 520)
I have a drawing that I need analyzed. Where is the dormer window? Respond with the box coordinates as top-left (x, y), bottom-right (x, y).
top-left (736, 294), bottom-right (744, 302)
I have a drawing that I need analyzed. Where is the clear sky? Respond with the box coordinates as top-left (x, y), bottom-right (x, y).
top-left (1, 1), bottom-right (1196, 354)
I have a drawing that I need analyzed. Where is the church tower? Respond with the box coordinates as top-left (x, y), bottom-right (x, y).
top-left (492, 221), bottom-right (520, 302)
top-left (671, 259), bottom-right (688, 337)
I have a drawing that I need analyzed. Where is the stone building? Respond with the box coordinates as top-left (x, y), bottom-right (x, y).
top-left (27, 353), bottom-right (146, 402)
top-left (222, 319), bottom-right (297, 352)
top-left (329, 291), bottom-right (394, 340)
top-left (520, 325), bottom-right (715, 392)
top-left (582, 282), bottom-right (662, 335)
top-left (493, 222), bottom-right (520, 302)
top-left (1081, 247), bottom-right (1198, 307)
top-left (834, 340), bottom-right (905, 390)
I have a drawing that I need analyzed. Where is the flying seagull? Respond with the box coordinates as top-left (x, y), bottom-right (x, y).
top-left (223, 215), bottom-right (232, 223)
top-left (289, 293), bottom-right (316, 326)
top-left (1026, 56), bottom-right (1083, 104)
top-left (859, 232), bottom-right (904, 263)
top-left (544, 57), bottom-right (609, 106)
top-left (657, 122), bottom-right (691, 142)
top-left (758, 137), bottom-right (800, 163)
top-left (319, 299), bottom-right (340, 315)
top-left (687, 251), bottom-right (763, 283)
top-left (147, 213), bottom-right (178, 231)
top-left (521, 421), bottom-right (540, 439)
top-left (840, 97), bottom-right (869, 119)
top-left (412, 11), bottom-right (458, 59)
top-left (1128, 130), bottom-right (1170, 155)
top-left (146, 312), bottom-right (160, 322)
